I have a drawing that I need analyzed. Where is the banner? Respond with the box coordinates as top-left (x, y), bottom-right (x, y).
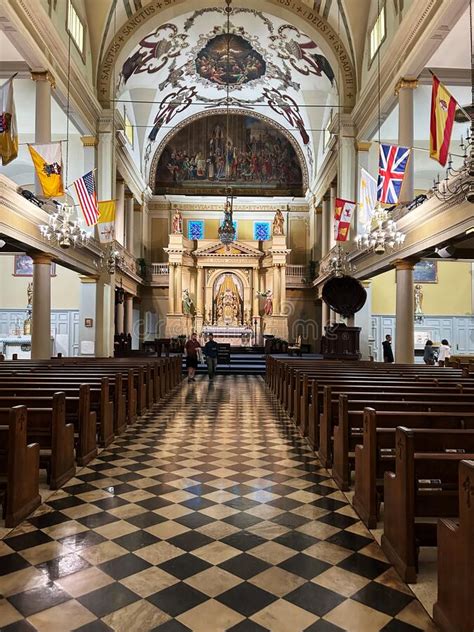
top-left (358, 168), bottom-right (377, 231)
top-left (28, 142), bottom-right (64, 197)
top-left (97, 200), bottom-right (116, 243)
top-left (430, 74), bottom-right (457, 167)
top-left (377, 143), bottom-right (410, 204)
top-left (0, 77), bottom-right (18, 166)
top-left (334, 198), bottom-right (356, 242)
top-left (73, 171), bottom-right (99, 226)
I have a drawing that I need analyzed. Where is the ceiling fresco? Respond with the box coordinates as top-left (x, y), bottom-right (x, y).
top-left (116, 7), bottom-right (338, 189)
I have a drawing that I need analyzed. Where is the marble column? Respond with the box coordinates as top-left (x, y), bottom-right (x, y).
top-left (329, 182), bottom-right (337, 250)
top-left (79, 275), bottom-right (98, 356)
top-left (280, 265), bottom-right (286, 315)
top-left (125, 193), bottom-right (134, 253)
top-left (272, 266), bottom-right (281, 315)
top-left (396, 78), bottom-right (418, 204)
top-left (31, 71), bottom-right (53, 196)
top-left (31, 253), bottom-right (53, 359)
top-left (175, 265), bottom-right (183, 315)
top-left (115, 179), bottom-right (125, 246)
top-left (80, 136), bottom-right (97, 174)
top-left (196, 267), bottom-right (204, 316)
top-left (168, 264), bottom-right (175, 314)
top-left (395, 259), bottom-right (416, 363)
top-left (115, 295), bottom-right (124, 335)
top-left (321, 195), bottom-right (330, 257)
top-left (124, 294), bottom-right (134, 336)
top-left (321, 300), bottom-right (330, 332)
top-left (97, 112), bottom-right (114, 200)
top-left (252, 268), bottom-right (259, 317)
top-left (355, 280), bottom-right (372, 360)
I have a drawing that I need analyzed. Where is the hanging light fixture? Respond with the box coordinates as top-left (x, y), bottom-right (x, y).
top-left (355, 0), bottom-right (405, 255)
top-left (39, 202), bottom-right (89, 249)
top-left (218, 0), bottom-right (236, 247)
top-left (433, 0), bottom-right (474, 205)
top-left (322, 243), bottom-right (356, 277)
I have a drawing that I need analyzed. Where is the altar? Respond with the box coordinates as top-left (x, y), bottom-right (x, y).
top-left (202, 326), bottom-right (253, 346)
top-left (0, 336), bottom-right (55, 359)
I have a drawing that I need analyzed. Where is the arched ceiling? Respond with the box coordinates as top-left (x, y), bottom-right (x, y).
top-left (115, 7), bottom-right (339, 185)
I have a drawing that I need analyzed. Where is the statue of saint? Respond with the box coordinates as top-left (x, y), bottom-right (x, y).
top-left (272, 209), bottom-right (284, 236)
top-left (182, 289), bottom-right (194, 315)
top-left (27, 282), bottom-right (33, 307)
top-left (414, 284), bottom-right (423, 317)
top-left (171, 209), bottom-right (183, 234)
top-left (264, 290), bottom-right (273, 316)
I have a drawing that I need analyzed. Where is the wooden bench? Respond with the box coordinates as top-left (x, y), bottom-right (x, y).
top-left (380, 427), bottom-right (474, 582)
top-left (0, 392), bottom-right (75, 489)
top-left (0, 406), bottom-right (41, 527)
top-left (433, 459), bottom-right (474, 632)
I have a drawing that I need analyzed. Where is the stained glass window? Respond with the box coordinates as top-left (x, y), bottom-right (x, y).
top-left (254, 222), bottom-right (271, 241)
top-left (188, 220), bottom-right (204, 240)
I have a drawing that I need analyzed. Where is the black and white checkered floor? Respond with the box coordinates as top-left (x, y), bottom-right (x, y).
top-left (0, 376), bottom-right (436, 631)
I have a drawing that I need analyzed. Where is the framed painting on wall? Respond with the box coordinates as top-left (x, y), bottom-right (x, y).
top-left (13, 255), bottom-right (57, 277)
top-left (414, 261), bottom-right (437, 283)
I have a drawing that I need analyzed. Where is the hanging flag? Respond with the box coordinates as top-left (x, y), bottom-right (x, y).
top-left (72, 171), bottom-right (99, 226)
top-left (377, 143), bottom-right (410, 204)
top-left (430, 74), bottom-right (457, 167)
top-left (0, 76), bottom-right (18, 166)
top-left (334, 198), bottom-right (356, 242)
top-left (28, 142), bottom-right (64, 197)
top-left (359, 168), bottom-right (377, 231)
top-left (97, 200), bottom-right (116, 243)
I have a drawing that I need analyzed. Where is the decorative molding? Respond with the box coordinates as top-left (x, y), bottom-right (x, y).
top-left (394, 77), bottom-right (418, 96)
top-left (30, 69), bottom-right (56, 88)
top-left (80, 135), bottom-right (98, 147)
top-left (354, 141), bottom-right (372, 152)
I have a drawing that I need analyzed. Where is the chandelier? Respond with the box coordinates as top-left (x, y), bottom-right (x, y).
top-left (356, 205), bottom-right (405, 254)
top-left (322, 244), bottom-right (355, 277)
top-left (39, 203), bottom-right (89, 249)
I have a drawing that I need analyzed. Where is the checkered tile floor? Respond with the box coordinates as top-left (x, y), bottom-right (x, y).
top-left (0, 376), bottom-right (436, 631)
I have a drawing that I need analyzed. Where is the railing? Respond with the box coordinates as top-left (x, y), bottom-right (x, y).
top-left (151, 263), bottom-right (169, 275)
top-left (287, 264), bottom-right (307, 277)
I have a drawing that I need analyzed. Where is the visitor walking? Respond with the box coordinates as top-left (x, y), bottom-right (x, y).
top-left (203, 333), bottom-right (219, 380)
top-left (185, 332), bottom-right (201, 382)
top-left (438, 339), bottom-right (451, 367)
top-left (382, 334), bottom-right (394, 363)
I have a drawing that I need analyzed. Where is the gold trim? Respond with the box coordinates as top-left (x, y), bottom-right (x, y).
top-left (30, 70), bottom-right (56, 88)
top-left (355, 141), bottom-right (371, 152)
top-left (31, 253), bottom-right (55, 265)
top-left (79, 275), bottom-right (100, 283)
top-left (80, 135), bottom-right (98, 147)
top-left (394, 78), bottom-right (418, 96)
top-left (393, 258), bottom-right (418, 271)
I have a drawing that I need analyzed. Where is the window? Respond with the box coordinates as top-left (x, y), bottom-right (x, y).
top-left (124, 110), bottom-right (134, 146)
top-left (369, 5), bottom-right (386, 61)
top-left (188, 220), bottom-right (204, 240)
top-left (67, 1), bottom-right (85, 55)
top-left (253, 222), bottom-right (271, 241)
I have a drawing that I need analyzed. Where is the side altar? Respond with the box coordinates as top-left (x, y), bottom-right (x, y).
top-left (164, 211), bottom-right (290, 343)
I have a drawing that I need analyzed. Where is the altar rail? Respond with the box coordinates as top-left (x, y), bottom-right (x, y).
top-left (151, 263), bottom-right (310, 287)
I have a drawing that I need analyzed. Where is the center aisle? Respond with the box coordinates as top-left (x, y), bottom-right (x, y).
top-left (0, 376), bottom-right (435, 632)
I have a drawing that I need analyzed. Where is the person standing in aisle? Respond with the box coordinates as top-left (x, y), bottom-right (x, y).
top-left (438, 339), bottom-right (451, 367)
top-left (203, 333), bottom-right (219, 380)
top-left (185, 332), bottom-right (201, 382)
top-left (382, 334), bottom-right (394, 363)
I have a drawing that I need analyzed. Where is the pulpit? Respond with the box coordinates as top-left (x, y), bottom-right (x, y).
top-left (320, 323), bottom-right (361, 360)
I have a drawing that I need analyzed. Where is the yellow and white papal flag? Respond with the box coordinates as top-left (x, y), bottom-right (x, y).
top-left (28, 142), bottom-right (64, 197)
top-left (97, 200), bottom-right (116, 243)
top-left (358, 168), bottom-right (377, 232)
top-left (0, 76), bottom-right (18, 166)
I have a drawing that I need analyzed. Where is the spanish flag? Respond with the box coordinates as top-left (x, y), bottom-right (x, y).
top-left (28, 142), bottom-right (64, 197)
top-left (430, 74), bottom-right (457, 167)
top-left (0, 76), bottom-right (18, 166)
top-left (97, 200), bottom-right (116, 243)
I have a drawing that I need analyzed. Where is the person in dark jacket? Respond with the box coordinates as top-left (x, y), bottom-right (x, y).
top-left (382, 334), bottom-right (394, 363)
top-left (423, 340), bottom-right (436, 365)
top-left (203, 333), bottom-right (219, 380)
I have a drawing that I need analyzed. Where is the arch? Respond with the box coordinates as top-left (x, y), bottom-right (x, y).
top-left (147, 108), bottom-right (309, 193)
top-left (97, 0), bottom-right (356, 109)
top-left (206, 267), bottom-right (250, 291)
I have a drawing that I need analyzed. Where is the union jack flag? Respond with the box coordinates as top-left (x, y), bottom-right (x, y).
top-left (72, 170), bottom-right (99, 226)
top-left (377, 143), bottom-right (411, 204)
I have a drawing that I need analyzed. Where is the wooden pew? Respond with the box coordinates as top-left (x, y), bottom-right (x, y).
top-left (0, 406), bottom-right (41, 527)
top-left (433, 459), bottom-right (474, 632)
top-left (333, 395), bottom-right (474, 490)
top-left (381, 427), bottom-right (474, 582)
top-left (0, 392), bottom-right (75, 489)
top-left (352, 408), bottom-right (474, 529)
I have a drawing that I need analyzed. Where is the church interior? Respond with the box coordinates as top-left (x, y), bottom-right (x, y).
top-left (0, 0), bottom-right (474, 630)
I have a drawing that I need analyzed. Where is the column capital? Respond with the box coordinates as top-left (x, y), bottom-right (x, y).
top-left (362, 280), bottom-right (372, 288)
top-left (354, 140), bottom-right (371, 152)
top-left (124, 190), bottom-right (135, 200)
top-left (79, 274), bottom-right (100, 283)
top-left (395, 78), bottom-right (418, 96)
top-left (30, 70), bottom-right (56, 88)
top-left (393, 258), bottom-right (418, 271)
top-left (80, 135), bottom-right (98, 147)
top-left (31, 253), bottom-right (54, 265)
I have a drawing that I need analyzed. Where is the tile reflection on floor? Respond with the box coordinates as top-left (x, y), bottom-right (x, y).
top-left (0, 375), bottom-right (436, 631)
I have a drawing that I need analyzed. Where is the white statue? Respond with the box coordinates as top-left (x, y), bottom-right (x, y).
top-left (172, 209), bottom-right (183, 234)
top-left (272, 209), bottom-right (284, 236)
top-left (182, 289), bottom-right (194, 315)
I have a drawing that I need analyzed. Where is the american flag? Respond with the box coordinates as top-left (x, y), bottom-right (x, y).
top-left (72, 171), bottom-right (99, 226)
top-left (377, 143), bottom-right (411, 204)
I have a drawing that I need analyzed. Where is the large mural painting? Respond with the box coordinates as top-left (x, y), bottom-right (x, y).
top-left (153, 113), bottom-right (303, 196)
